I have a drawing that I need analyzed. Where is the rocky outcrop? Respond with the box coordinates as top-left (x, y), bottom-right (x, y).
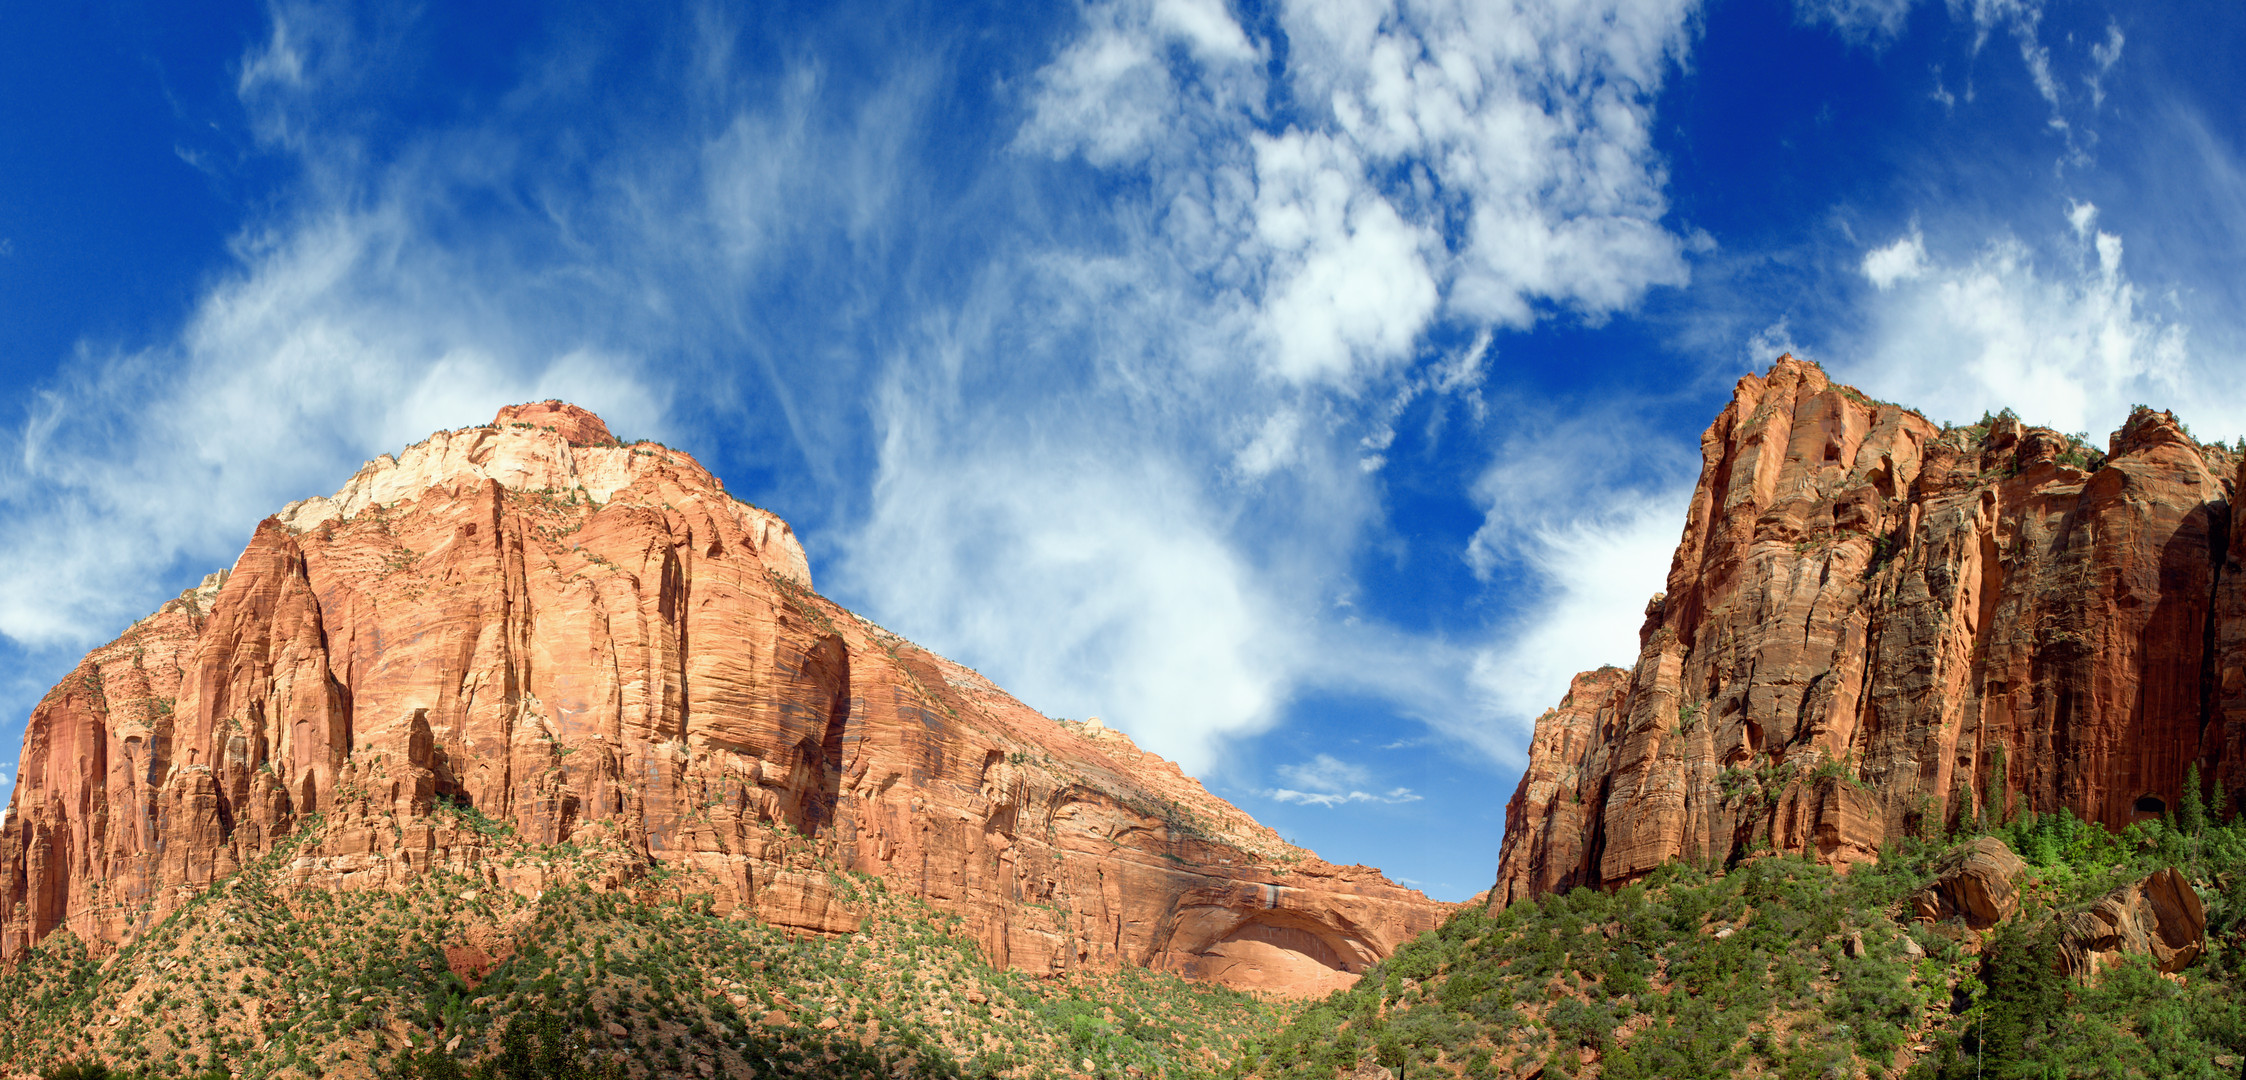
top-left (1909, 836), bottom-right (2027, 929)
top-left (0, 402), bottom-right (1448, 995)
top-left (2060, 867), bottom-right (2207, 976)
top-left (1496, 357), bottom-right (2246, 904)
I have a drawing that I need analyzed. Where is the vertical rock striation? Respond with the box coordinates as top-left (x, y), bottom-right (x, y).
top-left (1496, 356), bottom-right (2245, 904)
top-left (1, 402), bottom-right (1447, 996)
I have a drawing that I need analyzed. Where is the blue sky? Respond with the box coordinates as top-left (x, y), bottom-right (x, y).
top-left (3, 0), bottom-right (2242, 901)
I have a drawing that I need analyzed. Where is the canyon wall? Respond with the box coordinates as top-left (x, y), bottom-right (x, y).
top-left (1496, 356), bottom-right (2246, 904)
top-left (1, 402), bottom-right (1447, 995)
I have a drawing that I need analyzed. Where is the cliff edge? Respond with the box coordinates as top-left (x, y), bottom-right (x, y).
top-left (1496, 356), bottom-right (2246, 904)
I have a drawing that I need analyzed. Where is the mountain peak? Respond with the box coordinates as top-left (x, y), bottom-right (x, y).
top-left (492, 400), bottom-right (616, 446)
top-left (0, 407), bottom-right (1448, 1000)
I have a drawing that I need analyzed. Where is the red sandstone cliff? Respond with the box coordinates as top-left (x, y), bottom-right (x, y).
top-left (1, 401), bottom-right (1447, 995)
top-left (1496, 357), bottom-right (2246, 904)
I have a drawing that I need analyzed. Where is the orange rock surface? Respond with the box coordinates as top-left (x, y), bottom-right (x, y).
top-left (1497, 357), bottom-right (2246, 904)
top-left (1908, 836), bottom-right (2027, 929)
top-left (0, 402), bottom-right (1447, 995)
top-left (2061, 867), bottom-right (2207, 976)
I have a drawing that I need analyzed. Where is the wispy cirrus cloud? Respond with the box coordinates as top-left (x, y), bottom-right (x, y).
top-left (1841, 201), bottom-right (2196, 437)
top-left (1458, 404), bottom-right (1696, 760)
top-left (837, 0), bottom-right (1707, 772)
top-left (0, 208), bottom-right (668, 650)
top-left (4, 0), bottom-right (1709, 789)
top-left (1268, 754), bottom-right (1423, 807)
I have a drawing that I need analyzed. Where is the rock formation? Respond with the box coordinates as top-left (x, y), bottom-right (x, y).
top-left (1496, 356), bottom-right (2246, 904)
top-left (1907, 836), bottom-right (2027, 929)
top-left (0, 402), bottom-right (1447, 995)
top-left (2060, 866), bottom-right (2207, 976)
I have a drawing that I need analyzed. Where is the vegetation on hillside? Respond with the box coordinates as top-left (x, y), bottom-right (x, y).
top-left (1245, 777), bottom-right (2246, 1079)
top-left (0, 806), bottom-right (1287, 1080)
top-left (24, 768), bottom-right (2246, 1079)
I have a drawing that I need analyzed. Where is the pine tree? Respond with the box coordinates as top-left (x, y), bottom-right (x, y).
top-left (2181, 763), bottom-right (2208, 836)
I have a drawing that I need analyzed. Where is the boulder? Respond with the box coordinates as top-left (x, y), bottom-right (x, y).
top-left (1910, 837), bottom-right (2028, 929)
top-left (2061, 867), bottom-right (2207, 976)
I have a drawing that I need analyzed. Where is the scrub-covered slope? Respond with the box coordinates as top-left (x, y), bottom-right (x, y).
top-left (1249, 808), bottom-right (2246, 1079)
top-left (0, 800), bottom-right (1291, 1080)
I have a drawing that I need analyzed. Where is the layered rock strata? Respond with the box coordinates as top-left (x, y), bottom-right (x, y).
top-left (1497, 356), bottom-right (2246, 904)
top-left (1, 401), bottom-right (1446, 995)
top-left (2060, 866), bottom-right (2207, 976)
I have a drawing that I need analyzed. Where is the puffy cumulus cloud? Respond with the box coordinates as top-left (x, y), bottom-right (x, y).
top-left (1841, 202), bottom-right (2196, 439)
top-left (1268, 753), bottom-right (1423, 807)
top-left (1022, 0), bottom-right (1697, 384)
top-left (1286, 0), bottom-right (1696, 326)
top-left (1250, 131), bottom-right (1442, 383)
top-left (1862, 228), bottom-right (1928, 290)
top-left (1017, 0), bottom-right (1265, 167)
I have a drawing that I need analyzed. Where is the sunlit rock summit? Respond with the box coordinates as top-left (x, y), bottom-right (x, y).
top-left (0, 401), bottom-right (1446, 996)
top-left (1497, 356), bottom-right (2246, 903)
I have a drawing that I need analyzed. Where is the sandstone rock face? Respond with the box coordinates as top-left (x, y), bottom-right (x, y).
top-left (1496, 357), bottom-right (2246, 903)
top-left (1908, 837), bottom-right (2027, 929)
top-left (0, 402), bottom-right (1447, 995)
top-left (2061, 867), bottom-right (2207, 976)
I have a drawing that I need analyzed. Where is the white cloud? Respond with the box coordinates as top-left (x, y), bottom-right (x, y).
top-left (1748, 317), bottom-right (1809, 366)
top-left (1251, 131), bottom-right (1441, 383)
top-left (1284, 0), bottom-right (1696, 329)
top-left (1022, 0), bottom-right (1697, 383)
top-left (0, 207), bottom-right (668, 648)
top-left (1793, 0), bottom-right (1917, 42)
top-left (1449, 409), bottom-right (1694, 761)
top-left (1862, 229), bottom-right (1928, 290)
top-left (1840, 203), bottom-right (2193, 438)
top-left (236, 10), bottom-right (309, 95)
top-left (2086, 21), bottom-right (2123, 108)
top-left (1270, 787), bottom-right (1423, 807)
top-left (1267, 753), bottom-right (1423, 806)
top-left (1280, 753), bottom-right (1370, 791)
top-left (1801, 0), bottom-right (2127, 166)
top-left (842, 399), bottom-right (1296, 774)
top-left (1966, 0), bottom-right (2061, 115)
top-left (1150, 0), bottom-right (1258, 61)
top-left (1017, 0), bottom-right (1264, 167)
top-left (4, 0), bottom-right (1716, 796)
top-left (1464, 490), bottom-right (1688, 760)
top-left (836, 0), bottom-right (1705, 772)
